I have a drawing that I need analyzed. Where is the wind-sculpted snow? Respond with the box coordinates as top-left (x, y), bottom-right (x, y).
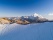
top-left (0, 24), bottom-right (15, 35)
top-left (0, 23), bottom-right (30, 35)
top-left (0, 23), bottom-right (21, 35)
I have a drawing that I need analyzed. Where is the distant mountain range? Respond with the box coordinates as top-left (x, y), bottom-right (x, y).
top-left (0, 13), bottom-right (53, 25)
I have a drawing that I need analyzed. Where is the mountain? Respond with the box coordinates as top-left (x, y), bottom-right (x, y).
top-left (29, 13), bottom-right (48, 22)
top-left (0, 13), bottom-right (52, 24)
top-left (20, 13), bottom-right (45, 20)
top-left (19, 13), bottom-right (48, 23)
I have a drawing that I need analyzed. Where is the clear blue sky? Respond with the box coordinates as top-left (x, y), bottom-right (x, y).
top-left (0, 0), bottom-right (53, 17)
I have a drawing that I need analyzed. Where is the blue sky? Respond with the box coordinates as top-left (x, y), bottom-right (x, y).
top-left (0, 0), bottom-right (53, 17)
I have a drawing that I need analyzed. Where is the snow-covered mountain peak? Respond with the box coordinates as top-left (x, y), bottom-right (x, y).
top-left (33, 13), bottom-right (44, 18)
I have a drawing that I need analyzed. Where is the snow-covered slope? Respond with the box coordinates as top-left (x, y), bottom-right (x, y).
top-left (0, 24), bottom-right (18, 35)
top-left (0, 22), bottom-right (53, 40)
top-left (33, 13), bottom-right (44, 18)
top-left (0, 23), bottom-right (29, 35)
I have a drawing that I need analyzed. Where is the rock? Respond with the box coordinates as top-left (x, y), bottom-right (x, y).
top-left (0, 18), bottom-right (12, 24)
top-left (15, 19), bottom-right (30, 25)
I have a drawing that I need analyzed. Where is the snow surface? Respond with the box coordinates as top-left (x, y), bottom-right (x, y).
top-left (0, 22), bottom-right (53, 40)
top-left (0, 23), bottom-right (30, 35)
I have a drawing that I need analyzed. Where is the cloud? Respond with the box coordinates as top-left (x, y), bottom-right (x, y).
top-left (43, 13), bottom-right (53, 20)
top-left (44, 13), bottom-right (53, 20)
top-left (48, 13), bottom-right (53, 16)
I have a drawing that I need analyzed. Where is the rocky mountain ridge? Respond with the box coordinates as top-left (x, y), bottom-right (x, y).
top-left (0, 13), bottom-right (53, 25)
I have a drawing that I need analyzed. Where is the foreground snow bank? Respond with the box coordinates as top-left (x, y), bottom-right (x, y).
top-left (0, 22), bottom-right (53, 40)
top-left (0, 23), bottom-right (19, 35)
top-left (0, 23), bottom-right (31, 35)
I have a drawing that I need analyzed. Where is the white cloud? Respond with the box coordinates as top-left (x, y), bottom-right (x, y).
top-left (48, 13), bottom-right (53, 16)
top-left (43, 13), bottom-right (53, 20)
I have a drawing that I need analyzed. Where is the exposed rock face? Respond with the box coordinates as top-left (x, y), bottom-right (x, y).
top-left (0, 18), bottom-right (12, 24)
top-left (15, 19), bottom-right (30, 25)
